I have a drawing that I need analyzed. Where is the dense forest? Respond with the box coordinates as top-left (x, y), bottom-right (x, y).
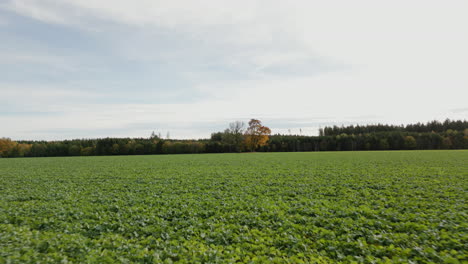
top-left (1, 119), bottom-right (467, 158)
top-left (320, 119), bottom-right (468, 136)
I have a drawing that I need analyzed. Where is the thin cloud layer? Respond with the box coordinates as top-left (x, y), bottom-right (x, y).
top-left (1, 0), bottom-right (467, 140)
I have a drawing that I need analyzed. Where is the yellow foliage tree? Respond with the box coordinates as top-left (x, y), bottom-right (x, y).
top-left (244, 119), bottom-right (271, 152)
top-left (0, 138), bottom-right (17, 157)
top-left (16, 143), bottom-right (32, 157)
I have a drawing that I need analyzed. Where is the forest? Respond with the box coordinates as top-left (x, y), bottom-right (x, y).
top-left (1, 119), bottom-right (467, 158)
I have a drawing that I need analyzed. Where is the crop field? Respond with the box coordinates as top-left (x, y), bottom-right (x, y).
top-left (0, 151), bottom-right (467, 263)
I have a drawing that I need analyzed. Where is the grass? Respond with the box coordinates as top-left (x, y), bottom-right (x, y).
top-left (0, 151), bottom-right (467, 263)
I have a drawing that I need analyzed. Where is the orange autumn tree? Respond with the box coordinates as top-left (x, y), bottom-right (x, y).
top-left (244, 119), bottom-right (271, 152)
top-left (0, 138), bottom-right (17, 157)
top-left (0, 138), bottom-right (32, 157)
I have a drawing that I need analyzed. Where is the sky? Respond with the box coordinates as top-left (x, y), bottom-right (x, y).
top-left (1, 0), bottom-right (467, 140)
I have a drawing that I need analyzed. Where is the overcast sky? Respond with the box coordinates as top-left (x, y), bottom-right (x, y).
top-left (1, 0), bottom-right (467, 140)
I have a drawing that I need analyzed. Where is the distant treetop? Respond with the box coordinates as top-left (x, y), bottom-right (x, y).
top-left (319, 119), bottom-right (467, 136)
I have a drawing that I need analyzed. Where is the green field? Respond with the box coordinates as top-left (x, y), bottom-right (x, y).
top-left (0, 151), bottom-right (467, 263)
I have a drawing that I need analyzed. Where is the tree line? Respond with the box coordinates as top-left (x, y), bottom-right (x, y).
top-left (0, 119), bottom-right (466, 158)
top-left (320, 119), bottom-right (468, 136)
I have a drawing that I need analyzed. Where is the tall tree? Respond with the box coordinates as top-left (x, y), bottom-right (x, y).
top-left (244, 119), bottom-right (271, 152)
top-left (222, 121), bottom-right (245, 152)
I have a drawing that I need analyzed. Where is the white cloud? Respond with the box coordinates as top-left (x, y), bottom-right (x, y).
top-left (0, 52), bottom-right (81, 74)
top-left (0, 83), bottom-right (98, 99)
top-left (1, 0), bottom-right (467, 139)
top-left (2, 0), bottom-right (70, 25)
top-left (4, 0), bottom-right (265, 27)
top-left (2, 74), bottom-right (466, 140)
